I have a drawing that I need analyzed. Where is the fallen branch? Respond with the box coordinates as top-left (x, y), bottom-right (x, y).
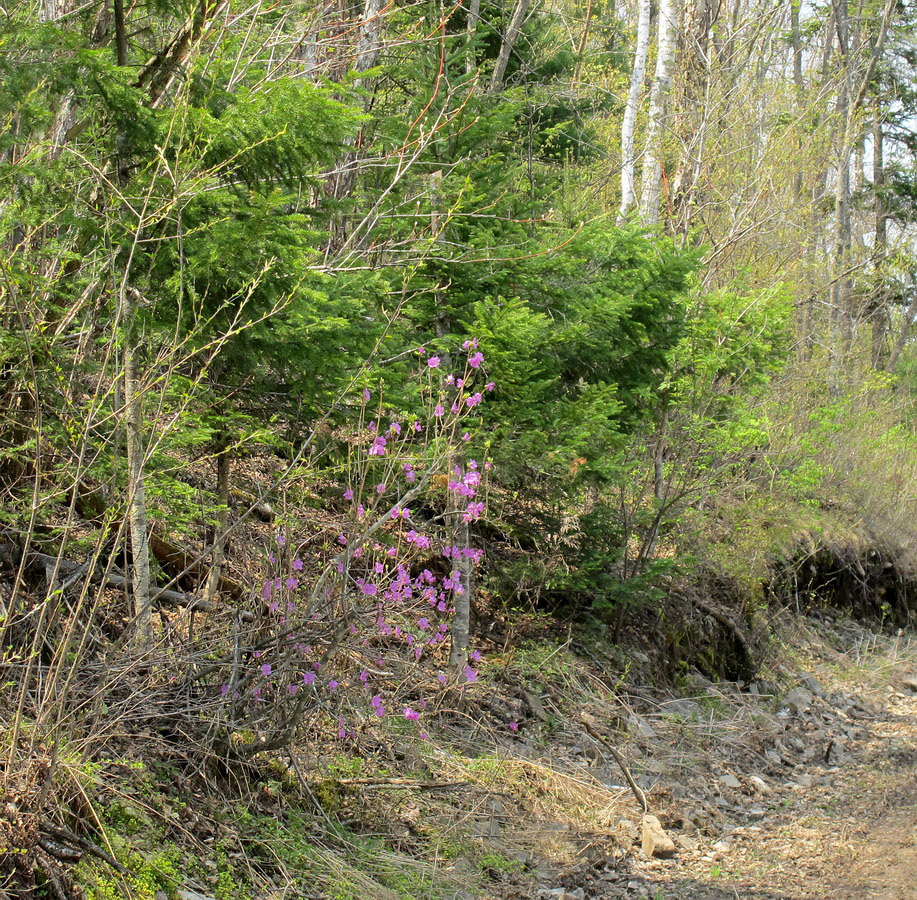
top-left (332, 777), bottom-right (469, 790)
top-left (39, 822), bottom-right (129, 874)
top-left (580, 712), bottom-right (648, 814)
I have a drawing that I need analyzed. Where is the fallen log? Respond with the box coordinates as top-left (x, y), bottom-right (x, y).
top-left (25, 551), bottom-right (253, 621)
top-left (149, 532), bottom-right (243, 600)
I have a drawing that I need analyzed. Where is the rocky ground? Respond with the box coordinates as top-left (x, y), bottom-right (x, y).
top-left (517, 622), bottom-right (917, 900)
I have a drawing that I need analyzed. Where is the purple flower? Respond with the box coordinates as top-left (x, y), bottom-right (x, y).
top-left (328, 679), bottom-right (339, 691)
top-left (337, 533), bottom-right (347, 545)
top-left (288, 683), bottom-right (299, 694)
top-left (485, 381), bottom-right (495, 392)
top-left (403, 707), bottom-right (420, 720)
top-left (344, 488), bottom-right (354, 500)
top-left (434, 404), bottom-right (444, 418)
top-left (277, 533), bottom-right (286, 546)
top-left (376, 483), bottom-right (386, 494)
top-left (363, 388), bottom-right (371, 401)
top-left (360, 582), bottom-right (378, 596)
top-left (462, 432), bottom-right (471, 442)
top-left (260, 664), bottom-right (272, 677)
top-left (463, 665), bottom-right (478, 682)
top-left (468, 351), bottom-right (484, 368)
top-left (427, 356), bottom-right (441, 368)
top-left (303, 671), bottom-right (315, 686)
top-left (360, 670), bottom-right (369, 683)
top-left (417, 617), bottom-right (429, 630)
top-left (220, 684), bottom-right (229, 696)
top-left (293, 558), bottom-right (304, 571)
top-left (509, 721), bottom-right (519, 732)
top-left (470, 649), bottom-right (482, 662)
top-left (285, 577), bottom-right (299, 590)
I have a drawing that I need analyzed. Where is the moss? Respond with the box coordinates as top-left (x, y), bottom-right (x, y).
top-left (75, 839), bottom-right (183, 900)
top-left (478, 851), bottom-right (523, 875)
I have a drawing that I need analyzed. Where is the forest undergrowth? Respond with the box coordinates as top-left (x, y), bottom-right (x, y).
top-left (3, 0), bottom-right (917, 896)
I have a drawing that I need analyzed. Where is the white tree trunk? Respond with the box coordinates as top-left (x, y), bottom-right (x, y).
top-left (619, 0), bottom-right (652, 222)
top-left (639, 0), bottom-right (679, 226)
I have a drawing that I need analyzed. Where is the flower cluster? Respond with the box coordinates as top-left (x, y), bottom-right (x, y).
top-left (216, 339), bottom-right (494, 745)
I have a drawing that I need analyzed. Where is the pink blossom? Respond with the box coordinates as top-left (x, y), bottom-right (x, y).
top-left (260, 664), bottom-right (272, 677)
top-left (468, 351), bottom-right (484, 368)
top-left (427, 356), bottom-right (441, 368)
top-left (403, 707), bottom-right (420, 720)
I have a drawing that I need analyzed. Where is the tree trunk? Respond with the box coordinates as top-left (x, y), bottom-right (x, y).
top-left (671, 0), bottom-right (713, 237)
top-left (871, 102), bottom-right (888, 367)
top-left (490, 0), bottom-right (531, 92)
top-left (618, 0), bottom-right (652, 221)
top-left (573, 0), bottom-right (595, 84)
top-left (466, 0), bottom-right (482, 74)
top-left (122, 291), bottom-right (153, 650)
top-left (887, 294), bottom-right (917, 373)
top-left (204, 437), bottom-right (232, 605)
top-left (639, 0), bottom-right (679, 226)
top-left (449, 521), bottom-right (472, 673)
top-left (828, 0), bottom-right (851, 396)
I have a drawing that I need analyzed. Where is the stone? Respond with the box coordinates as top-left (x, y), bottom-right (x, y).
top-left (902, 676), bottom-right (917, 693)
top-left (719, 773), bottom-right (742, 790)
top-left (676, 834), bottom-right (699, 851)
top-left (748, 775), bottom-right (771, 794)
top-left (179, 892), bottom-right (216, 900)
top-left (783, 688), bottom-right (813, 715)
top-left (641, 814), bottom-right (677, 858)
top-left (801, 675), bottom-right (826, 697)
top-left (567, 890), bottom-right (586, 900)
top-left (663, 699), bottom-right (700, 719)
top-left (627, 714), bottom-right (657, 739)
top-left (825, 738), bottom-right (847, 766)
top-left (748, 807), bottom-right (766, 820)
top-left (765, 749), bottom-right (784, 767)
top-left (450, 857), bottom-right (475, 876)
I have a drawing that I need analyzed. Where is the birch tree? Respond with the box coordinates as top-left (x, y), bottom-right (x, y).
top-left (619, 0), bottom-right (652, 221)
top-left (639, 0), bottom-right (680, 225)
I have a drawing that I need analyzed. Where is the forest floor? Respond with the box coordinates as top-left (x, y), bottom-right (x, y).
top-left (42, 609), bottom-right (917, 900)
top-left (506, 618), bottom-right (917, 900)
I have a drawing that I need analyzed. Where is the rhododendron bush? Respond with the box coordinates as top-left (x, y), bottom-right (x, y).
top-left (206, 343), bottom-right (493, 754)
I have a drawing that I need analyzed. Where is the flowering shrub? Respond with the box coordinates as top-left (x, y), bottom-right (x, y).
top-left (211, 342), bottom-right (493, 754)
